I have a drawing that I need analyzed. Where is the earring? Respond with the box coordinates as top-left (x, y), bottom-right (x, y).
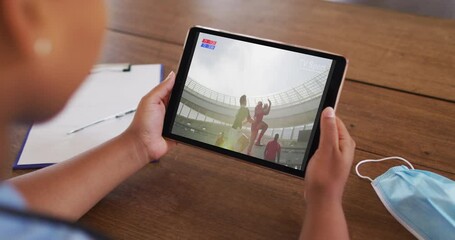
top-left (34, 38), bottom-right (53, 56)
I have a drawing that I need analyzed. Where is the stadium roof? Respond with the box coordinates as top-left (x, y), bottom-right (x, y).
top-left (185, 69), bottom-right (329, 108)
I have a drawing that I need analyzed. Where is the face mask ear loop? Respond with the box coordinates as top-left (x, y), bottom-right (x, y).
top-left (355, 156), bottom-right (415, 182)
top-left (355, 160), bottom-right (374, 182)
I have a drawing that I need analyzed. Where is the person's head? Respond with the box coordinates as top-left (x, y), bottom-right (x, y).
top-left (239, 95), bottom-right (247, 106)
top-left (0, 0), bottom-right (107, 123)
top-left (257, 101), bottom-right (262, 107)
top-left (274, 134), bottom-right (279, 141)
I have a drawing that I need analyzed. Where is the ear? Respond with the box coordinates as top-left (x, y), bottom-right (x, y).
top-left (1, 0), bottom-right (49, 59)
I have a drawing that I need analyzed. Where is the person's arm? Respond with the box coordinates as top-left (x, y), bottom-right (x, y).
top-left (8, 72), bottom-right (176, 221)
top-left (244, 115), bottom-right (253, 124)
top-left (300, 107), bottom-right (355, 240)
top-left (263, 145), bottom-right (268, 158)
top-left (265, 99), bottom-right (272, 115)
top-left (247, 110), bottom-right (253, 123)
top-left (277, 146), bottom-right (280, 162)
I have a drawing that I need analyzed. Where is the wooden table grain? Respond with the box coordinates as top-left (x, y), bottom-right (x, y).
top-left (7, 0), bottom-right (455, 239)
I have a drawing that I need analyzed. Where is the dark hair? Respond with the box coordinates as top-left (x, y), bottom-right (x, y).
top-left (274, 134), bottom-right (279, 140)
top-left (239, 95), bottom-right (246, 106)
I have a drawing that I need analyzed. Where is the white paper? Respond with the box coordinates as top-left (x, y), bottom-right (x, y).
top-left (16, 64), bottom-right (162, 167)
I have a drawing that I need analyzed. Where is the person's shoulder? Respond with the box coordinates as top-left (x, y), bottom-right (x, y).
top-left (0, 183), bottom-right (27, 210)
top-left (0, 183), bottom-right (99, 240)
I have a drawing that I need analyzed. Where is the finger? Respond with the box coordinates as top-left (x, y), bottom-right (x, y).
top-left (318, 107), bottom-right (339, 151)
top-left (161, 86), bottom-right (171, 107)
top-left (336, 117), bottom-right (356, 154)
top-left (163, 92), bottom-right (172, 107)
top-left (145, 71), bottom-right (176, 102)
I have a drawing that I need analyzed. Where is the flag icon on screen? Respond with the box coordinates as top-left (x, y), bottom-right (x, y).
top-left (201, 39), bottom-right (217, 50)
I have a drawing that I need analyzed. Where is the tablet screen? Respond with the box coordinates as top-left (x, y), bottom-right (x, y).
top-left (165, 27), bottom-right (346, 177)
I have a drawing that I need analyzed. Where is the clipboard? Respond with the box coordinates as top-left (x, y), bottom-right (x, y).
top-left (14, 64), bottom-right (164, 169)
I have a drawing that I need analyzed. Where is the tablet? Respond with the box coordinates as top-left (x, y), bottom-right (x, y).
top-left (163, 26), bottom-right (347, 177)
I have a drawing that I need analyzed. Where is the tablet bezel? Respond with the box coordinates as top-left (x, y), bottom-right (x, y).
top-left (163, 26), bottom-right (347, 178)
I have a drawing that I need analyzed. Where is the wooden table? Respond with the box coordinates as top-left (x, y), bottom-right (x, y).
top-left (8, 0), bottom-right (455, 239)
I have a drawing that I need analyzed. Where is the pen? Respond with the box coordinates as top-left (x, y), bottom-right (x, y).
top-left (90, 63), bottom-right (131, 74)
top-left (67, 109), bottom-right (137, 135)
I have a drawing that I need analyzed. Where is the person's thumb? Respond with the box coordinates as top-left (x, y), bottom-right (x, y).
top-left (144, 71), bottom-right (175, 101)
top-left (318, 107), bottom-right (339, 151)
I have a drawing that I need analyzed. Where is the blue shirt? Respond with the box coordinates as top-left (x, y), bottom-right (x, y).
top-left (0, 183), bottom-right (97, 239)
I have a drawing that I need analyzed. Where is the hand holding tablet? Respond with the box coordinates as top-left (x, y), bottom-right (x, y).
top-left (163, 26), bottom-right (348, 177)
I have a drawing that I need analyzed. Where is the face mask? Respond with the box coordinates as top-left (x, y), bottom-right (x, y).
top-left (355, 156), bottom-right (455, 240)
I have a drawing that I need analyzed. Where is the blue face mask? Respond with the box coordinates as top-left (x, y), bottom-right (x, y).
top-left (355, 157), bottom-right (455, 240)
